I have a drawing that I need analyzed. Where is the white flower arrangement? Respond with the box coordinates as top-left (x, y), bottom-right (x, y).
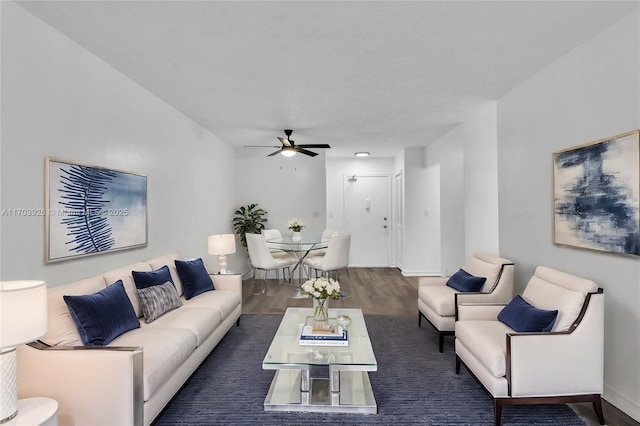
top-left (301, 277), bottom-right (342, 321)
top-left (288, 217), bottom-right (306, 232)
top-left (300, 277), bottom-right (342, 301)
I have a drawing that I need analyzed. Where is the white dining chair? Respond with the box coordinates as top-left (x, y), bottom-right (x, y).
top-left (246, 233), bottom-right (297, 294)
top-left (302, 234), bottom-right (351, 280)
top-left (307, 229), bottom-right (339, 258)
top-left (261, 229), bottom-right (289, 259)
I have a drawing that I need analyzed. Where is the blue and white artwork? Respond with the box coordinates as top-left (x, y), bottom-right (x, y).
top-left (46, 158), bottom-right (147, 262)
top-left (554, 131), bottom-right (639, 256)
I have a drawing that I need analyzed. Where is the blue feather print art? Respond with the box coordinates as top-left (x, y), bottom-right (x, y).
top-left (58, 165), bottom-right (116, 254)
top-left (46, 158), bottom-right (148, 263)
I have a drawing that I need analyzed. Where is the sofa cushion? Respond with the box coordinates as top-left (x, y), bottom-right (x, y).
top-left (419, 285), bottom-right (457, 317)
top-left (42, 275), bottom-right (107, 346)
top-left (132, 265), bottom-right (174, 289)
top-left (455, 320), bottom-right (513, 377)
top-left (498, 295), bottom-right (558, 332)
top-left (446, 269), bottom-right (486, 292)
top-left (102, 262), bottom-right (152, 317)
top-left (463, 256), bottom-right (501, 293)
top-left (175, 258), bottom-right (214, 300)
top-left (63, 281), bottom-right (140, 346)
top-left (136, 281), bottom-right (183, 324)
top-left (522, 276), bottom-right (586, 332)
top-left (108, 326), bottom-right (197, 401)
top-left (143, 307), bottom-right (221, 346)
top-left (148, 253), bottom-right (184, 296)
top-left (181, 290), bottom-right (242, 321)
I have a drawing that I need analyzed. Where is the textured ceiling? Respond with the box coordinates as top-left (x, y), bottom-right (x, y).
top-left (16, 1), bottom-right (638, 157)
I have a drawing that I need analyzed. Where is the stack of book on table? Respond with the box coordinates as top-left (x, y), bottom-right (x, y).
top-left (299, 322), bottom-right (348, 346)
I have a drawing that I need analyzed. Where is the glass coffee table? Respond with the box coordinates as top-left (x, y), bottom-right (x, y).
top-left (262, 307), bottom-right (377, 413)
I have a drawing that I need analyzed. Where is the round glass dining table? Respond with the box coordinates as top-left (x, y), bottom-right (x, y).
top-left (265, 235), bottom-right (330, 285)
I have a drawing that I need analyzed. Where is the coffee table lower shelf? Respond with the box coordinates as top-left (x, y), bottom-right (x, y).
top-left (263, 369), bottom-right (377, 414)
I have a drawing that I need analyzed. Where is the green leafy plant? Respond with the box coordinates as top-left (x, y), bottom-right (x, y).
top-left (232, 203), bottom-right (268, 247)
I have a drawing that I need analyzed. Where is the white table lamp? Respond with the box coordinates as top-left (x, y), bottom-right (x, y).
top-left (208, 234), bottom-right (236, 274)
top-left (0, 280), bottom-right (47, 423)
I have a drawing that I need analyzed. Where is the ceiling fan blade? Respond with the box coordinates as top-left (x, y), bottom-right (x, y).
top-left (277, 137), bottom-right (291, 147)
top-left (267, 149), bottom-right (283, 157)
top-left (297, 148), bottom-right (319, 157)
top-left (244, 145), bottom-right (280, 148)
top-left (297, 144), bottom-right (331, 149)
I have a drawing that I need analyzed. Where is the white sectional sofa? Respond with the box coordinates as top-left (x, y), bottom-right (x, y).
top-left (17, 253), bottom-right (242, 426)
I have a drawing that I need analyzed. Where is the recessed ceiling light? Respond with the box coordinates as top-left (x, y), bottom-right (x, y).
top-left (355, 152), bottom-right (370, 157)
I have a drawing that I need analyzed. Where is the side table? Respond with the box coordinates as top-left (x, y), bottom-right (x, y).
top-left (7, 398), bottom-right (57, 426)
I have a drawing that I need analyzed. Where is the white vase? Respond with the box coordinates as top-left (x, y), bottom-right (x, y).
top-left (292, 231), bottom-right (301, 241)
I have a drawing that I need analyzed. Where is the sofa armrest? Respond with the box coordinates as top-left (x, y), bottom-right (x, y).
top-left (210, 273), bottom-right (242, 293)
top-left (18, 342), bottom-right (143, 426)
top-left (418, 276), bottom-right (448, 287)
top-left (456, 303), bottom-right (505, 321)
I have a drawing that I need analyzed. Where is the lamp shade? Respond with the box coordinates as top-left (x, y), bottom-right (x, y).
top-left (208, 234), bottom-right (236, 256)
top-left (0, 280), bottom-right (47, 348)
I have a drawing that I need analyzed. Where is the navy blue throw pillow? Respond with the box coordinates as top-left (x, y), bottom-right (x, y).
top-left (132, 265), bottom-right (174, 289)
top-left (446, 269), bottom-right (486, 292)
top-left (175, 258), bottom-right (214, 300)
top-left (498, 295), bottom-right (558, 332)
top-left (63, 280), bottom-right (140, 346)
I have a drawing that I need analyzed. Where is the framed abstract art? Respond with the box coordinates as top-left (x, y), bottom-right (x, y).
top-left (553, 130), bottom-right (639, 256)
top-left (45, 157), bottom-right (148, 263)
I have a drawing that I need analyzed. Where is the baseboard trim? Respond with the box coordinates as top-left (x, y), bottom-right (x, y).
top-left (604, 384), bottom-right (640, 422)
top-left (401, 270), bottom-right (441, 277)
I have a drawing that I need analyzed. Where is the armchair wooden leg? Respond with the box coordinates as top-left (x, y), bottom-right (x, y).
top-left (493, 399), bottom-right (503, 426)
top-left (418, 312), bottom-right (422, 327)
top-left (438, 333), bottom-right (444, 353)
top-left (592, 395), bottom-right (606, 425)
top-left (455, 355), bottom-right (461, 374)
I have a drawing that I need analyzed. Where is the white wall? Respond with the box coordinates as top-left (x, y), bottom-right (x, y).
top-left (463, 101), bottom-right (500, 259)
top-left (325, 156), bottom-right (394, 230)
top-left (498, 10), bottom-right (640, 420)
top-left (234, 148), bottom-right (327, 273)
top-left (0, 2), bottom-right (236, 285)
top-left (402, 148), bottom-right (436, 275)
top-left (425, 126), bottom-right (465, 276)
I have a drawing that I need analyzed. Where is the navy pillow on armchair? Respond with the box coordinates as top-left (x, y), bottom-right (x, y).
top-left (446, 269), bottom-right (486, 292)
top-left (175, 258), bottom-right (215, 300)
top-left (498, 295), bottom-right (558, 332)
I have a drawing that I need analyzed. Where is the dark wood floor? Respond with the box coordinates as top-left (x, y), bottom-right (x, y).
top-left (241, 267), bottom-right (638, 426)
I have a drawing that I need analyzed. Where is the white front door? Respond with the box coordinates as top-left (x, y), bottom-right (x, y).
top-left (344, 174), bottom-right (391, 267)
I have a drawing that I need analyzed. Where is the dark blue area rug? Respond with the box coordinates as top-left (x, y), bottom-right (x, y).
top-left (154, 314), bottom-right (584, 425)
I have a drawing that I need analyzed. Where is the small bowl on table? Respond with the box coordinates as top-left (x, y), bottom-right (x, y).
top-left (336, 315), bottom-right (352, 329)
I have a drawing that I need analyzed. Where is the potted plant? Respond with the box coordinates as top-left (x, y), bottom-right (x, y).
top-left (232, 203), bottom-right (268, 247)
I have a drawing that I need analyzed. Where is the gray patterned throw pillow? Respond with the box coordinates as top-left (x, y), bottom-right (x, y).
top-left (136, 281), bottom-right (183, 323)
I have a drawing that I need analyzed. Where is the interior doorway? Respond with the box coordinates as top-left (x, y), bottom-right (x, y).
top-left (344, 174), bottom-right (391, 267)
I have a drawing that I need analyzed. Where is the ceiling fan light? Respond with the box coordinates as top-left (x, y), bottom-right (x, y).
top-left (281, 148), bottom-right (296, 157)
top-left (355, 152), bottom-right (370, 157)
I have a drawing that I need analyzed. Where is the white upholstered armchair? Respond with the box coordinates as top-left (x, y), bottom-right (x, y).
top-left (418, 252), bottom-right (515, 352)
top-left (455, 266), bottom-right (605, 426)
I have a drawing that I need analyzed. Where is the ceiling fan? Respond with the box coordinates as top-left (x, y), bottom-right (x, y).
top-left (245, 129), bottom-right (331, 157)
